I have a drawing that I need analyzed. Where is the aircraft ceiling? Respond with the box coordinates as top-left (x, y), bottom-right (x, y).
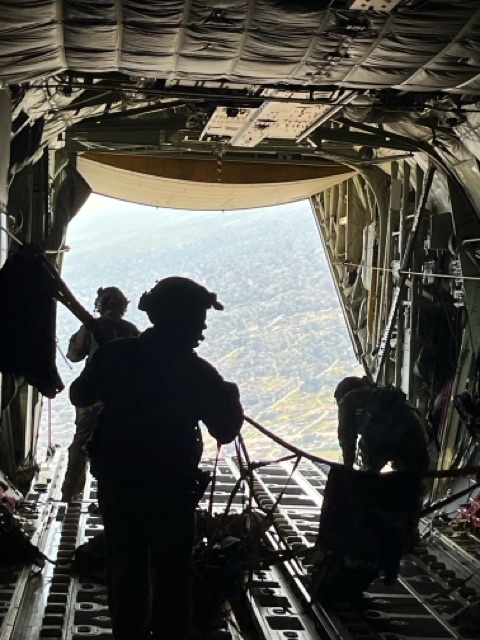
top-left (2, 0), bottom-right (480, 92)
top-left (3, 1), bottom-right (480, 209)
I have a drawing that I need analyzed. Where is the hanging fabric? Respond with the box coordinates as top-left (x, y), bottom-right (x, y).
top-left (0, 244), bottom-right (63, 398)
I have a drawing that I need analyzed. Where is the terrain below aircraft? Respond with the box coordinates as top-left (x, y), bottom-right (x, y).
top-left (0, 1), bottom-right (480, 638)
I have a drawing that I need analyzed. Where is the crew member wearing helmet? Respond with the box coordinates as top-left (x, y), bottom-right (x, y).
top-left (334, 376), bottom-right (429, 474)
top-left (334, 375), bottom-right (429, 553)
top-left (308, 377), bottom-right (430, 603)
top-left (61, 287), bottom-right (139, 502)
top-left (70, 277), bottom-right (243, 640)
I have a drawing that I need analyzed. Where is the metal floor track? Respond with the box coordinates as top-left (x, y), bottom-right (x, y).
top-left (0, 452), bottom-right (478, 639)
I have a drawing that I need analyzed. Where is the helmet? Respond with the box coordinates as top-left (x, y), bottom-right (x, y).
top-left (94, 287), bottom-right (129, 316)
top-left (138, 276), bottom-right (223, 325)
top-left (334, 376), bottom-right (370, 403)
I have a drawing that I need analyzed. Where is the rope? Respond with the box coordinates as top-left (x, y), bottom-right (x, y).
top-left (263, 455), bottom-right (301, 523)
top-left (208, 442), bottom-right (221, 517)
top-left (244, 414), bottom-right (480, 479)
top-left (236, 434), bottom-right (253, 516)
top-left (420, 482), bottom-right (480, 517)
top-left (216, 142), bottom-right (226, 183)
top-left (244, 414), bottom-right (341, 468)
top-left (208, 437), bottom-right (299, 548)
top-left (55, 339), bottom-right (73, 369)
top-left (339, 259), bottom-right (480, 282)
top-left (0, 225), bottom-right (23, 246)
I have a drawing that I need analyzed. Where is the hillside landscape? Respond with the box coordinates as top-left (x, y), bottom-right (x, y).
top-left (40, 195), bottom-right (362, 462)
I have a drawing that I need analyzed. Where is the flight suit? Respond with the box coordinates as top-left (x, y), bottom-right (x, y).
top-left (337, 385), bottom-right (429, 475)
top-left (338, 385), bottom-right (429, 552)
top-left (61, 313), bottom-right (139, 502)
top-left (70, 327), bottom-right (243, 640)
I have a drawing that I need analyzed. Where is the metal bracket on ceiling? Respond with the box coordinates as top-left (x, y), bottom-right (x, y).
top-left (348, 0), bottom-right (402, 11)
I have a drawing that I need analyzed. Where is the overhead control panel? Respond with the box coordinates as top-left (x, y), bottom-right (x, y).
top-left (349, 0), bottom-right (402, 11)
top-left (200, 93), bottom-right (337, 148)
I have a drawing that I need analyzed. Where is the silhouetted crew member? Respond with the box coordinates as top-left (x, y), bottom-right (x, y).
top-left (335, 376), bottom-right (429, 555)
top-left (334, 376), bottom-right (429, 475)
top-left (70, 277), bottom-right (243, 640)
top-left (61, 287), bottom-right (139, 502)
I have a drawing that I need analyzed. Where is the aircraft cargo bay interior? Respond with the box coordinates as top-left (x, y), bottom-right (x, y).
top-left (1, 1), bottom-right (480, 639)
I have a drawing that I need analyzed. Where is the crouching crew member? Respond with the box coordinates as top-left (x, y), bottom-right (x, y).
top-left (70, 277), bottom-right (244, 640)
top-left (335, 375), bottom-right (429, 553)
top-left (311, 376), bottom-right (430, 603)
top-left (334, 376), bottom-right (429, 476)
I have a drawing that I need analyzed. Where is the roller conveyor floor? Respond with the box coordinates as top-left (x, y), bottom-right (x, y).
top-left (0, 452), bottom-right (478, 639)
